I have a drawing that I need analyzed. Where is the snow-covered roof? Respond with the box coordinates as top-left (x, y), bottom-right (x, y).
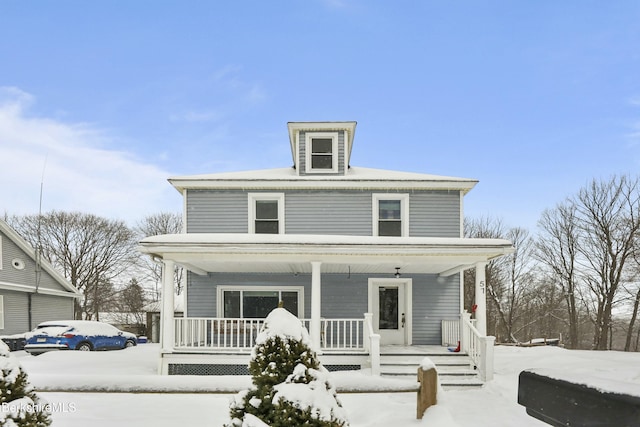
top-left (168, 166), bottom-right (478, 193)
top-left (142, 293), bottom-right (185, 313)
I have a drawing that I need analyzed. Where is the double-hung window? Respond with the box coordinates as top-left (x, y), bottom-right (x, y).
top-left (219, 287), bottom-right (303, 318)
top-left (305, 132), bottom-right (338, 173)
top-left (373, 194), bottom-right (409, 237)
top-left (248, 193), bottom-right (285, 234)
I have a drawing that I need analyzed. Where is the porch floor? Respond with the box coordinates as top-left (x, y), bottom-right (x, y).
top-left (380, 345), bottom-right (455, 355)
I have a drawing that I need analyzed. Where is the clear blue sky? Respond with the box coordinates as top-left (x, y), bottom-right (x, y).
top-left (1, 1), bottom-right (639, 231)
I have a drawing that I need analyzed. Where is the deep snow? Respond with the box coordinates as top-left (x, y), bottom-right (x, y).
top-left (8, 344), bottom-right (640, 426)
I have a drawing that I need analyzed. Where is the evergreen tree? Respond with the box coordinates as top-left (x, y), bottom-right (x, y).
top-left (226, 308), bottom-right (348, 427)
top-left (0, 341), bottom-right (51, 427)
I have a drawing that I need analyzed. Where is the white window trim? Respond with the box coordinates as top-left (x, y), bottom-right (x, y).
top-left (0, 236), bottom-right (3, 270)
top-left (217, 285), bottom-right (305, 318)
top-left (0, 295), bottom-right (4, 329)
top-left (305, 132), bottom-right (339, 174)
top-left (372, 193), bottom-right (410, 237)
top-left (248, 193), bottom-right (285, 234)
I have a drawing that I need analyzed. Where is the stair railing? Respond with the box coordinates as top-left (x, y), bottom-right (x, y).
top-left (364, 313), bottom-right (381, 375)
top-left (460, 312), bottom-right (495, 381)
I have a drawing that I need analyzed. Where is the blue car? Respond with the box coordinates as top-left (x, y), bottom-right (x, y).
top-left (24, 320), bottom-right (137, 355)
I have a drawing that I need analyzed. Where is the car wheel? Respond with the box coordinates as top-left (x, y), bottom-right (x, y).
top-left (76, 342), bottom-right (92, 351)
top-left (125, 339), bottom-right (136, 348)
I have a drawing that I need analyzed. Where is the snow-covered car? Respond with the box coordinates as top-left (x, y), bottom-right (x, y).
top-left (24, 320), bottom-right (138, 355)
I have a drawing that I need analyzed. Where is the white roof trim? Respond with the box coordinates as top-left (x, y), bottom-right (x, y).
top-left (0, 219), bottom-right (82, 297)
top-left (0, 280), bottom-right (81, 299)
top-left (169, 167), bottom-right (478, 193)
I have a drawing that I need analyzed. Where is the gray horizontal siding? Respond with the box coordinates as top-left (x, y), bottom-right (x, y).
top-left (186, 191), bottom-right (247, 233)
top-left (411, 274), bottom-right (460, 344)
top-left (285, 192), bottom-right (371, 235)
top-left (186, 272), bottom-right (459, 345)
top-left (0, 232), bottom-right (73, 293)
top-left (31, 294), bottom-right (75, 326)
top-left (409, 191), bottom-right (461, 237)
top-left (1, 290), bottom-right (28, 334)
top-left (186, 189), bottom-right (460, 238)
top-left (0, 290), bottom-right (73, 334)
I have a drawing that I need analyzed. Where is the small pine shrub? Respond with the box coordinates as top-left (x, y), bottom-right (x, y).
top-left (226, 308), bottom-right (349, 427)
top-left (0, 341), bottom-right (51, 427)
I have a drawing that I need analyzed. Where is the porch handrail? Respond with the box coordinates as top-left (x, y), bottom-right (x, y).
top-left (174, 316), bottom-right (367, 352)
top-left (174, 317), bottom-right (265, 350)
top-left (364, 313), bottom-right (381, 376)
top-left (460, 312), bottom-right (495, 381)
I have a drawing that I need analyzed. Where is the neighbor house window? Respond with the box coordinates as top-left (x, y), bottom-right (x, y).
top-left (373, 194), bottom-right (409, 237)
top-left (0, 295), bottom-right (4, 329)
top-left (305, 132), bottom-right (338, 173)
top-left (248, 193), bottom-right (285, 234)
top-left (219, 287), bottom-right (303, 318)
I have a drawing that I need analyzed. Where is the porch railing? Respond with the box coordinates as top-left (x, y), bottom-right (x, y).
top-left (460, 312), bottom-right (495, 381)
top-left (441, 318), bottom-right (477, 346)
top-left (174, 317), bottom-right (367, 352)
top-left (174, 318), bottom-right (265, 350)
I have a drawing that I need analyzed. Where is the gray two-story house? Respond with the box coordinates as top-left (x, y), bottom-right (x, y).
top-left (139, 121), bottom-right (512, 379)
top-left (0, 219), bottom-right (80, 337)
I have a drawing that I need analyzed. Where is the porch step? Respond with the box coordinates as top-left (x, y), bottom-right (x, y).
top-left (379, 351), bottom-right (483, 389)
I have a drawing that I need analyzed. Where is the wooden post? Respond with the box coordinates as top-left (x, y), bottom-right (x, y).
top-left (417, 366), bottom-right (438, 419)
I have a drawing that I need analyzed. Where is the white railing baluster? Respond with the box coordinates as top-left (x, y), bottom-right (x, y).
top-left (174, 317), bottom-right (368, 352)
top-left (461, 312), bottom-right (494, 381)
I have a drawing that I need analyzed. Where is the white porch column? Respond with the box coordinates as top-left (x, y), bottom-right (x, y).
top-left (160, 259), bottom-right (175, 352)
top-left (475, 261), bottom-right (487, 336)
top-left (310, 261), bottom-right (322, 352)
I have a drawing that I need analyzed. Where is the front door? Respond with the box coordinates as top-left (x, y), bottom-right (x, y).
top-left (369, 279), bottom-right (412, 345)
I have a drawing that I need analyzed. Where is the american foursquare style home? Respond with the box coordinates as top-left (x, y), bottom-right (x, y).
top-left (139, 121), bottom-right (513, 382)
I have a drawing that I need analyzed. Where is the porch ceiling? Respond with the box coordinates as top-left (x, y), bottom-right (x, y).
top-left (139, 233), bottom-right (514, 276)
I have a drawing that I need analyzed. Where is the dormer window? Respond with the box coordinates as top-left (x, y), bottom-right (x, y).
top-left (306, 132), bottom-right (338, 173)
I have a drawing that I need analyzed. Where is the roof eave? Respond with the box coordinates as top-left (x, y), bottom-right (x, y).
top-left (168, 178), bottom-right (478, 193)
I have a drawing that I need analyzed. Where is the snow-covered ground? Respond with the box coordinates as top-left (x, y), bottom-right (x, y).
top-left (10, 344), bottom-right (640, 426)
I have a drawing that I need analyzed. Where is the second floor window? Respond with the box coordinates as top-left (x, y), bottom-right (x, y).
top-left (373, 194), bottom-right (409, 237)
top-left (249, 193), bottom-right (285, 234)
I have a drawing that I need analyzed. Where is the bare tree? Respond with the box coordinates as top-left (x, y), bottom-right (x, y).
top-left (536, 201), bottom-right (583, 348)
top-left (499, 227), bottom-right (536, 342)
top-left (575, 175), bottom-right (640, 350)
top-left (134, 212), bottom-right (183, 297)
top-left (11, 211), bottom-right (137, 319)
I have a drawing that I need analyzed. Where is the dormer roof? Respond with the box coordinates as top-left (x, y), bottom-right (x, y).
top-left (287, 121), bottom-right (357, 171)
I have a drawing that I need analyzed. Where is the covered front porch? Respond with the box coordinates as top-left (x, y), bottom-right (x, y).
top-left (138, 234), bottom-right (513, 380)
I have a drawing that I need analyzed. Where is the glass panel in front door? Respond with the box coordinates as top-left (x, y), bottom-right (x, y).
top-left (378, 287), bottom-right (399, 329)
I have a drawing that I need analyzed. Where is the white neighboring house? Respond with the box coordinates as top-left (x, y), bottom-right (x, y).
top-left (0, 219), bottom-right (81, 336)
top-left (139, 121), bottom-right (513, 379)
